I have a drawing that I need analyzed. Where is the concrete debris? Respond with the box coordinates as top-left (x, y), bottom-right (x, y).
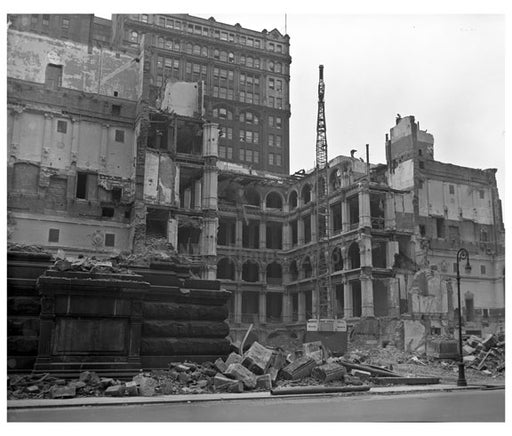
top-left (8, 242), bottom-right (50, 254)
top-left (241, 341), bottom-right (273, 375)
top-left (462, 333), bottom-right (504, 374)
top-left (281, 356), bottom-right (317, 380)
top-left (7, 334), bottom-right (505, 400)
top-left (224, 363), bottom-right (257, 389)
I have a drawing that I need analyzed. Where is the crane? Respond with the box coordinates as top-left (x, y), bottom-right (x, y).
top-left (314, 65), bottom-right (334, 319)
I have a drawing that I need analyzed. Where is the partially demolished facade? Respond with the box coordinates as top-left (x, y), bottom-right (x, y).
top-left (7, 20), bottom-right (505, 341)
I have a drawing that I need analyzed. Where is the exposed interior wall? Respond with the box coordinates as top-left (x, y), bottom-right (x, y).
top-left (7, 29), bottom-right (140, 99)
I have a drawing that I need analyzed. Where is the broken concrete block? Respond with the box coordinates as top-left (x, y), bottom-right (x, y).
top-left (100, 378), bottom-right (115, 388)
top-left (182, 362), bottom-right (197, 371)
top-left (351, 369), bottom-right (372, 381)
top-left (160, 381), bottom-right (176, 395)
top-left (225, 352), bottom-right (242, 366)
top-left (67, 381), bottom-right (87, 390)
top-left (255, 374), bottom-right (272, 390)
top-left (175, 364), bottom-right (190, 372)
top-left (344, 375), bottom-right (364, 386)
top-left (463, 345), bottom-right (476, 355)
top-left (312, 362), bottom-right (346, 382)
top-left (104, 385), bottom-right (126, 397)
top-left (214, 358), bottom-right (228, 373)
top-left (213, 374), bottom-right (244, 393)
top-left (178, 373), bottom-right (191, 384)
top-left (125, 381), bottom-right (139, 396)
top-left (281, 356), bottom-right (317, 380)
top-left (302, 341), bottom-right (325, 364)
top-left (54, 379), bottom-right (66, 385)
top-left (196, 380), bottom-right (208, 389)
top-left (242, 341), bottom-right (273, 375)
top-left (79, 371), bottom-right (101, 386)
top-left (269, 349), bottom-right (287, 371)
top-left (224, 363), bottom-right (257, 389)
top-left (50, 385), bottom-right (77, 399)
top-left (463, 355), bottom-right (477, 364)
top-left (267, 367), bottom-right (280, 383)
top-left (26, 385), bottom-right (39, 393)
top-left (138, 377), bottom-right (158, 397)
top-left (482, 334), bottom-right (497, 350)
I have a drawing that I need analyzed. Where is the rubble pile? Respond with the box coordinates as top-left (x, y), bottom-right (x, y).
top-left (462, 333), bottom-right (505, 376)
top-left (51, 254), bottom-right (135, 275)
top-left (8, 243), bottom-right (51, 254)
top-left (114, 237), bottom-right (190, 267)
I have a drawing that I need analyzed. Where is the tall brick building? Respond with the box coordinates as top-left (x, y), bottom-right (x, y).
top-left (111, 14), bottom-right (291, 174)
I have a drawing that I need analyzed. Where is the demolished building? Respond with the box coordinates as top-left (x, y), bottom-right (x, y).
top-left (7, 15), bottom-right (505, 351)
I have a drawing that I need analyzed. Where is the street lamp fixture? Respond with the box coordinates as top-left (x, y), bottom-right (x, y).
top-left (455, 247), bottom-right (471, 386)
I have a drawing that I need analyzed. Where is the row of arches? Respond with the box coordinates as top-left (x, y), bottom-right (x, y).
top-left (218, 184), bottom-right (285, 210)
top-left (216, 242), bottom-right (362, 282)
top-left (217, 258), bottom-right (283, 283)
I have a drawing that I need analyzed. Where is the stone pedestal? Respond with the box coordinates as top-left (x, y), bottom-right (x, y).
top-left (35, 270), bottom-right (151, 374)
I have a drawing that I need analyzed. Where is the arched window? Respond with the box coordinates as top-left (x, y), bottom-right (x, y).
top-left (289, 191), bottom-right (298, 210)
top-left (242, 261), bottom-right (259, 282)
top-left (289, 261), bottom-right (299, 281)
top-left (266, 262), bottom-right (282, 285)
top-left (302, 256), bottom-right (313, 279)
top-left (348, 242), bottom-right (360, 269)
top-left (332, 247), bottom-right (343, 271)
top-left (301, 184), bottom-right (312, 205)
top-left (217, 258), bottom-right (235, 280)
top-left (266, 191), bottom-right (283, 210)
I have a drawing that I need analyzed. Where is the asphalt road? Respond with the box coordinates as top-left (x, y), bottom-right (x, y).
top-left (8, 389), bottom-right (504, 422)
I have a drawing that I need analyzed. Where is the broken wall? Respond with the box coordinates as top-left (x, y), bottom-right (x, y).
top-left (160, 80), bottom-right (202, 117)
top-left (7, 29), bottom-right (140, 99)
top-left (143, 151), bottom-right (177, 205)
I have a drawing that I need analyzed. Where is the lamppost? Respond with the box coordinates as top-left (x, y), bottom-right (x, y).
top-left (455, 247), bottom-right (471, 387)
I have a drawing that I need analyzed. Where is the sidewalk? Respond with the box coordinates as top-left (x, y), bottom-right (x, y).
top-left (7, 383), bottom-right (504, 410)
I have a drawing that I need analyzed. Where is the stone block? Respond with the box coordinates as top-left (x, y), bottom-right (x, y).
top-left (175, 364), bottom-right (190, 372)
top-left (225, 352), bottom-right (242, 366)
top-left (214, 358), bottom-right (228, 373)
top-left (224, 363), bottom-right (257, 389)
top-left (463, 345), bottom-right (476, 355)
top-left (281, 356), bottom-right (317, 380)
top-left (267, 367), bottom-right (280, 383)
top-left (68, 381), bottom-right (87, 390)
top-left (100, 378), bottom-right (115, 388)
top-left (125, 381), bottom-right (139, 396)
top-left (302, 341), bottom-right (325, 364)
top-left (463, 355), bottom-right (477, 364)
top-left (139, 377), bottom-right (158, 397)
top-left (351, 369), bottom-right (372, 381)
top-left (242, 341), bottom-right (273, 375)
top-left (26, 385), bottom-right (39, 393)
top-left (213, 374), bottom-right (243, 393)
top-left (255, 374), bottom-right (272, 390)
top-left (344, 375), bottom-right (364, 385)
top-left (104, 385), bottom-right (126, 397)
top-left (51, 385), bottom-right (76, 399)
top-left (312, 362), bottom-right (346, 382)
top-left (269, 350), bottom-right (287, 371)
top-left (178, 373), bottom-right (191, 384)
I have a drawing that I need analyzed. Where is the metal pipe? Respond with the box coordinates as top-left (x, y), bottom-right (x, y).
top-left (271, 385), bottom-right (370, 396)
top-left (456, 247), bottom-right (470, 387)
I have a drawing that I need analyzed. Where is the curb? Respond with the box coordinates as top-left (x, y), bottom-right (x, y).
top-left (7, 384), bottom-right (503, 410)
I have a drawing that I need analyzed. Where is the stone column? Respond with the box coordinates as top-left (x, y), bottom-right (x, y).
top-left (9, 109), bottom-right (23, 164)
top-left (312, 287), bottom-right (319, 319)
top-left (384, 192), bottom-right (396, 230)
top-left (235, 218), bottom-right (243, 247)
top-left (202, 122), bottom-right (219, 157)
top-left (259, 292), bottom-right (267, 324)
top-left (201, 216), bottom-right (217, 256)
top-left (387, 240), bottom-right (399, 269)
top-left (341, 200), bottom-right (350, 232)
top-left (388, 277), bottom-right (401, 318)
top-left (310, 213), bottom-right (317, 242)
top-left (259, 220), bottom-right (266, 249)
top-left (361, 272), bottom-right (374, 317)
top-left (234, 290), bottom-right (242, 324)
top-left (298, 291), bottom-right (306, 322)
top-left (359, 233), bottom-right (373, 267)
top-left (194, 179), bottom-right (202, 210)
top-left (344, 280), bottom-right (353, 319)
top-left (358, 185), bottom-right (371, 228)
top-left (184, 188), bottom-right (192, 209)
top-left (282, 222), bottom-right (291, 250)
top-left (201, 159), bottom-right (218, 210)
top-left (41, 113), bottom-right (54, 167)
top-left (100, 123), bottom-right (109, 168)
top-left (298, 217), bottom-right (305, 245)
top-left (70, 118), bottom-right (80, 166)
top-left (282, 292), bottom-right (291, 323)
